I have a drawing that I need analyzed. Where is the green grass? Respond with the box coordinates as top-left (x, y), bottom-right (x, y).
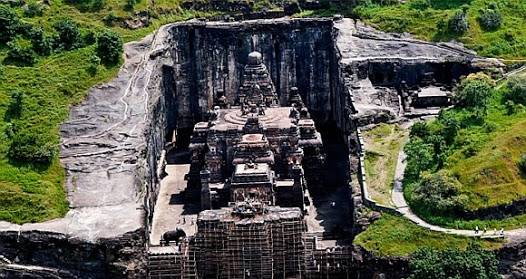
top-left (353, 0), bottom-right (526, 59)
top-left (0, 0), bottom-right (221, 224)
top-left (401, 77), bottom-right (526, 229)
top-left (363, 124), bottom-right (408, 206)
top-left (353, 213), bottom-right (503, 257)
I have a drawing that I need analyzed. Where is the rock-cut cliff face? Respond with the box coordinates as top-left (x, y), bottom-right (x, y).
top-left (166, 19), bottom-right (349, 131)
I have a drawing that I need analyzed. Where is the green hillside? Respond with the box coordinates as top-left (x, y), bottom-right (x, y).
top-left (354, 0), bottom-right (526, 59)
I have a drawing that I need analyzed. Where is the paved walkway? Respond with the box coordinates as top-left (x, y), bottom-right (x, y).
top-left (390, 123), bottom-right (526, 241)
top-left (150, 164), bottom-right (198, 245)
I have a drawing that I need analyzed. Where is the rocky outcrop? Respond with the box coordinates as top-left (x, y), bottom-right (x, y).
top-left (0, 229), bottom-right (146, 278)
top-left (335, 18), bottom-right (503, 126)
top-left (498, 239), bottom-right (526, 279)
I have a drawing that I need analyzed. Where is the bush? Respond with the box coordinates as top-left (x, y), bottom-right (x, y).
top-left (28, 27), bottom-right (52, 56)
top-left (53, 19), bottom-right (83, 51)
top-left (412, 171), bottom-right (467, 214)
top-left (65, 0), bottom-right (105, 11)
top-left (448, 10), bottom-right (469, 35)
top-left (409, 121), bottom-right (430, 138)
top-left (409, 0), bottom-right (430, 10)
top-left (518, 154), bottom-right (526, 175)
top-left (504, 76), bottom-right (526, 105)
top-left (103, 12), bottom-right (118, 26)
top-left (0, 5), bottom-right (21, 43)
top-left (23, 1), bottom-right (44, 17)
top-left (125, 0), bottom-right (139, 11)
top-left (478, 9), bottom-right (502, 31)
top-left (5, 39), bottom-right (37, 66)
top-left (8, 129), bottom-right (56, 164)
top-left (454, 73), bottom-right (494, 109)
top-left (5, 90), bottom-right (24, 119)
top-left (96, 30), bottom-right (123, 65)
top-left (86, 54), bottom-right (100, 76)
top-left (409, 244), bottom-right (499, 279)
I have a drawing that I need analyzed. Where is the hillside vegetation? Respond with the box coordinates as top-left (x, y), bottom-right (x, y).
top-left (354, 213), bottom-right (502, 257)
top-left (403, 73), bottom-right (526, 228)
top-left (354, 0), bottom-right (526, 59)
top-left (0, 0), bottom-right (216, 224)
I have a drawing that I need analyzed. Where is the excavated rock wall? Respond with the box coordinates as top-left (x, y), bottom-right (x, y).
top-left (0, 229), bottom-right (146, 279)
top-left (166, 19), bottom-right (350, 133)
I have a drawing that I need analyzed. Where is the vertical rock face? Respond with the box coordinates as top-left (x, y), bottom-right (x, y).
top-left (167, 19), bottom-right (349, 132)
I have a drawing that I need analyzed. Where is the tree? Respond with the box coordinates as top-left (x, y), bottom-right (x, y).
top-left (478, 9), bottom-right (502, 30)
top-left (409, 121), bottom-right (430, 139)
top-left (96, 30), bottom-right (123, 65)
top-left (53, 18), bottom-right (82, 50)
top-left (5, 39), bottom-right (37, 66)
top-left (411, 171), bottom-right (467, 214)
top-left (454, 73), bottom-right (494, 109)
top-left (504, 76), bottom-right (526, 105)
top-left (0, 5), bottom-right (21, 43)
top-left (448, 9), bottom-right (469, 35)
top-left (23, 1), bottom-right (44, 17)
top-left (29, 27), bottom-right (52, 55)
top-left (409, 244), bottom-right (499, 279)
top-left (404, 138), bottom-right (435, 181)
top-left (8, 128), bottom-right (56, 164)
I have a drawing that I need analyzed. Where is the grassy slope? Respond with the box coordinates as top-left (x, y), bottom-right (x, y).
top-left (353, 0), bottom-right (526, 59)
top-left (401, 82), bottom-right (526, 229)
top-left (0, 0), bottom-right (216, 224)
top-left (353, 213), bottom-right (502, 257)
top-left (363, 124), bottom-right (408, 206)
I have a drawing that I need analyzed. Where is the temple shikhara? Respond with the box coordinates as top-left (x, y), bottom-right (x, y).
top-left (149, 51), bottom-right (352, 279)
top-left (186, 51), bottom-right (324, 212)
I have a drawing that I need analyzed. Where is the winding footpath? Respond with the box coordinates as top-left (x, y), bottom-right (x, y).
top-left (390, 136), bottom-right (526, 243)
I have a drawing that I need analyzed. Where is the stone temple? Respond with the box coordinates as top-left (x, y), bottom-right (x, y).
top-left (148, 51), bottom-right (352, 278)
top-left (186, 51), bottom-right (324, 212)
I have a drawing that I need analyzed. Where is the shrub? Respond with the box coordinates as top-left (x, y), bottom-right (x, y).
top-left (23, 1), bottom-right (44, 17)
top-left (29, 27), bottom-right (52, 56)
top-left (412, 171), bottom-right (467, 214)
top-left (5, 90), bottom-right (24, 119)
top-left (0, 5), bottom-right (21, 43)
top-left (448, 10), bottom-right (469, 35)
top-left (96, 30), bottom-right (123, 65)
top-left (504, 76), bottom-right (526, 105)
top-left (478, 9), bottom-right (502, 31)
top-left (454, 73), bottom-right (494, 109)
top-left (103, 12), bottom-right (118, 26)
top-left (8, 129), bottom-right (56, 164)
top-left (409, 0), bottom-right (430, 10)
top-left (125, 0), bottom-right (139, 11)
top-left (86, 54), bottom-right (100, 76)
top-left (53, 19), bottom-right (82, 51)
top-left (409, 244), bottom-right (499, 279)
top-left (65, 0), bottom-right (105, 12)
top-left (409, 121), bottom-right (429, 138)
top-left (5, 39), bottom-right (37, 66)
top-left (518, 154), bottom-right (526, 175)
